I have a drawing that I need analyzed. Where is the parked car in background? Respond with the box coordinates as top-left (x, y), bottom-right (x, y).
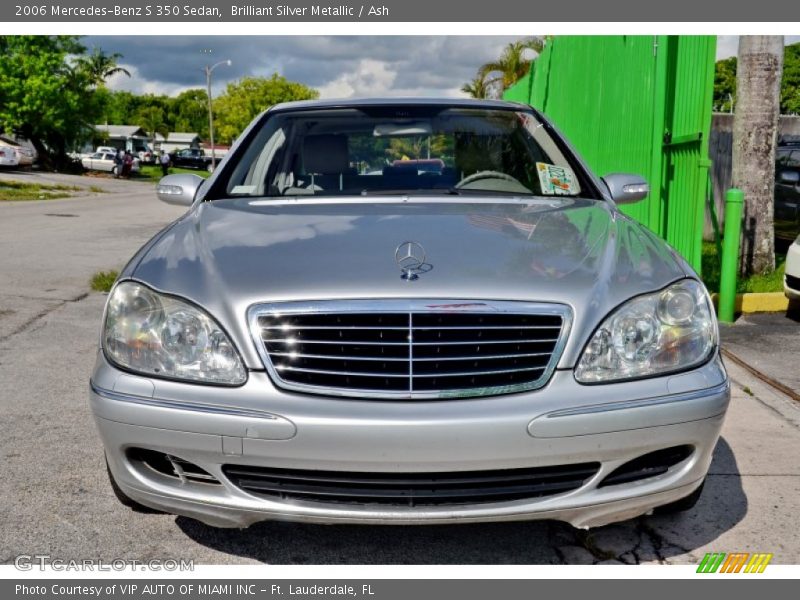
top-left (0, 145), bottom-right (19, 168)
top-left (170, 147), bottom-right (214, 171)
top-left (776, 142), bottom-right (800, 242)
top-left (0, 139), bottom-right (35, 168)
top-left (92, 98), bottom-right (728, 530)
top-left (132, 142), bottom-right (155, 165)
top-left (785, 233), bottom-right (800, 300)
top-left (81, 151), bottom-right (139, 175)
top-left (12, 145), bottom-right (35, 168)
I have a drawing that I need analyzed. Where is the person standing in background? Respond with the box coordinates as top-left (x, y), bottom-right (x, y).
top-left (160, 150), bottom-right (171, 177)
top-left (114, 148), bottom-right (124, 178)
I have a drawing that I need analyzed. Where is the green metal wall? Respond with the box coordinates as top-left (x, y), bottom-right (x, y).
top-left (504, 35), bottom-right (716, 271)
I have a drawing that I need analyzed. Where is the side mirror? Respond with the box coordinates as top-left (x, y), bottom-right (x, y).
top-left (602, 173), bottom-right (650, 205)
top-left (156, 173), bottom-right (204, 206)
top-left (778, 170), bottom-right (800, 185)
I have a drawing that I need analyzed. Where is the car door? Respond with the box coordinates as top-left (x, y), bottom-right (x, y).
top-left (84, 152), bottom-right (103, 171)
top-left (775, 149), bottom-right (800, 240)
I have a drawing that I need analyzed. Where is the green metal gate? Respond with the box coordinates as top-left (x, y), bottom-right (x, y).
top-left (504, 35), bottom-right (716, 271)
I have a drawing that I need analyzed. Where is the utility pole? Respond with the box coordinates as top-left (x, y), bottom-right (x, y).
top-left (732, 36), bottom-right (784, 276)
top-left (203, 57), bottom-right (231, 171)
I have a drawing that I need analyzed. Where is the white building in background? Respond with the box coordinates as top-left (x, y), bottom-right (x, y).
top-left (159, 132), bottom-right (202, 154)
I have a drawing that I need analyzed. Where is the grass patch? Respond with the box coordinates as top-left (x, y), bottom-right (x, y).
top-left (136, 164), bottom-right (211, 183)
top-left (702, 241), bottom-right (786, 294)
top-left (0, 179), bottom-right (82, 201)
top-left (90, 270), bottom-right (119, 293)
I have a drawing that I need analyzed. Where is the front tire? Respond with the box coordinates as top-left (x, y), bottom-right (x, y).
top-left (105, 458), bottom-right (163, 513)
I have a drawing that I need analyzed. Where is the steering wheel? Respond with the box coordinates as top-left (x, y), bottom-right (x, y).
top-left (455, 170), bottom-right (525, 189)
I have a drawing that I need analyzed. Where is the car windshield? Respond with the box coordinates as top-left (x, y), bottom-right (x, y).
top-left (215, 106), bottom-right (595, 199)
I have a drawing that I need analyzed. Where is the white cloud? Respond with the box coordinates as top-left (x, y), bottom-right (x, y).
top-left (317, 59), bottom-right (398, 98)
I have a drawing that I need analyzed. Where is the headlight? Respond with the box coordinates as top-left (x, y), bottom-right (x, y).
top-left (575, 280), bottom-right (716, 383)
top-left (103, 281), bottom-right (246, 385)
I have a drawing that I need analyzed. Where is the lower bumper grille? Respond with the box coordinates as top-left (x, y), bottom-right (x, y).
top-left (786, 274), bottom-right (800, 292)
top-left (221, 462), bottom-right (600, 506)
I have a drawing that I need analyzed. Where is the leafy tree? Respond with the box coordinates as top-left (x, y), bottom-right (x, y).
top-left (171, 89), bottom-right (210, 139)
top-left (782, 42), bottom-right (800, 114)
top-left (0, 36), bottom-right (100, 168)
top-left (135, 105), bottom-right (168, 144)
top-left (213, 74), bottom-right (319, 144)
top-left (713, 56), bottom-right (737, 112)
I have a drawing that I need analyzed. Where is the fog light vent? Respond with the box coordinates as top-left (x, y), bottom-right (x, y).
top-left (599, 445), bottom-right (694, 487)
top-left (127, 448), bottom-right (220, 485)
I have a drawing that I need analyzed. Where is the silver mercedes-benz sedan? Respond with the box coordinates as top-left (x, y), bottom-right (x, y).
top-left (90, 98), bottom-right (729, 529)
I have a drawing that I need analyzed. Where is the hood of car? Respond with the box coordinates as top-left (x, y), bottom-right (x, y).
top-left (131, 197), bottom-right (691, 369)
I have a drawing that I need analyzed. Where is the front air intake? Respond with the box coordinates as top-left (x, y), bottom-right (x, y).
top-left (222, 462), bottom-right (600, 506)
top-left (599, 445), bottom-right (694, 487)
top-left (127, 448), bottom-right (220, 485)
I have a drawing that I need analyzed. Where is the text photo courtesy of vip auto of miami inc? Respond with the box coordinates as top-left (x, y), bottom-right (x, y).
top-left (0, 17), bottom-right (800, 591)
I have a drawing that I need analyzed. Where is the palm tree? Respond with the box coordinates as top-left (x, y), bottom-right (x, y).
top-left (478, 38), bottom-right (545, 97)
top-left (732, 36), bottom-right (784, 276)
top-left (78, 48), bottom-right (131, 87)
top-left (461, 74), bottom-right (490, 99)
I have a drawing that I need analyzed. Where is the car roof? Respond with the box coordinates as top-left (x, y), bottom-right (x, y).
top-left (269, 97), bottom-right (532, 113)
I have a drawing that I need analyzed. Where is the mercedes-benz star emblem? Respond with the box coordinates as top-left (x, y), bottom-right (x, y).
top-left (394, 241), bottom-right (429, 281)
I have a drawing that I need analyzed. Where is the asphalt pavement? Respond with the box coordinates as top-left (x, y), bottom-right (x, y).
top-left (1, 171), bottom-right (800, 565)
top-left (720, 312), bottom-right (800, 396)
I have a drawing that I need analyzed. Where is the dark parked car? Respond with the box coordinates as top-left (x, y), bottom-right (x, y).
top-left (776, 142), bottom-right (800, 242)
top-left (171, 148), bottom-right (213, 171)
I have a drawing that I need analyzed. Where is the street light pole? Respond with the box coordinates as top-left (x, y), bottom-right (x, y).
top-left (204, 58), bottom-right (231, 171)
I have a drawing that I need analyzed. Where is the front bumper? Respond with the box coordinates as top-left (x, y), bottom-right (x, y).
top-left (91, 352), bottom-right (729, 529)
top-left (785, 240), bottom-right (800, 300)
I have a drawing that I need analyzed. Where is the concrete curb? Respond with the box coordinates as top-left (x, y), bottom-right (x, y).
top-left (711, 292), bottom-right (789, 314)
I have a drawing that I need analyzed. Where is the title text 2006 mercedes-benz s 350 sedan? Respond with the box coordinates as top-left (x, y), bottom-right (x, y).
top-left (90, 98), bottom-right (728, 528)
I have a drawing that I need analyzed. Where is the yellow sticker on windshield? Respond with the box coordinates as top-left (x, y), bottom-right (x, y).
top-left (536, 162), bottom-right (578, 196)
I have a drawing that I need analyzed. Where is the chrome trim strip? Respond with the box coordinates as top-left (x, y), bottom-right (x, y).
top-left (261, 325), bottom-right (561, 331)
top-left (276, 365), bottom-right (546, 378)
top-left (543, 381), bottom-right (730, 419)
top-left (247, 299), bottom-right (573, 400)
top-left (263, 338), bottom-right (560, 346)
top-left (90, 381), bottom-right (280, 420)
top-left (268, 351), bottom-right (552, 362)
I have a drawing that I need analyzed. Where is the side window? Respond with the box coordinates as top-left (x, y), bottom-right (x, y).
top-left (789, 151), bottom-right (800, 168)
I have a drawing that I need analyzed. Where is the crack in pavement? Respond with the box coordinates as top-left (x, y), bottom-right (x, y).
top-left (0, 292), bottom-right (89, 344)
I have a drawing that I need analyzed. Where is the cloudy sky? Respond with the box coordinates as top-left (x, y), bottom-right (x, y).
top-left (85, 36), bottom-right (521, 98)
top-left (85, 36), bottom-right (800, 99)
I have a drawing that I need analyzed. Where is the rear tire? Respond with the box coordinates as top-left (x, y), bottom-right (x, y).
top-left (106, 458), bottom-right (164, 513)
top-left (653, 480), bottom-right (705, 515)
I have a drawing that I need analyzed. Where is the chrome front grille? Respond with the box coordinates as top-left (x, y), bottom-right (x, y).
top-left (248, 300), bottom-right (571, 399)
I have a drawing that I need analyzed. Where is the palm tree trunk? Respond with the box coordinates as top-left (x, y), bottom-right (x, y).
top-left (732, 35), bottom-right (784, 276)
